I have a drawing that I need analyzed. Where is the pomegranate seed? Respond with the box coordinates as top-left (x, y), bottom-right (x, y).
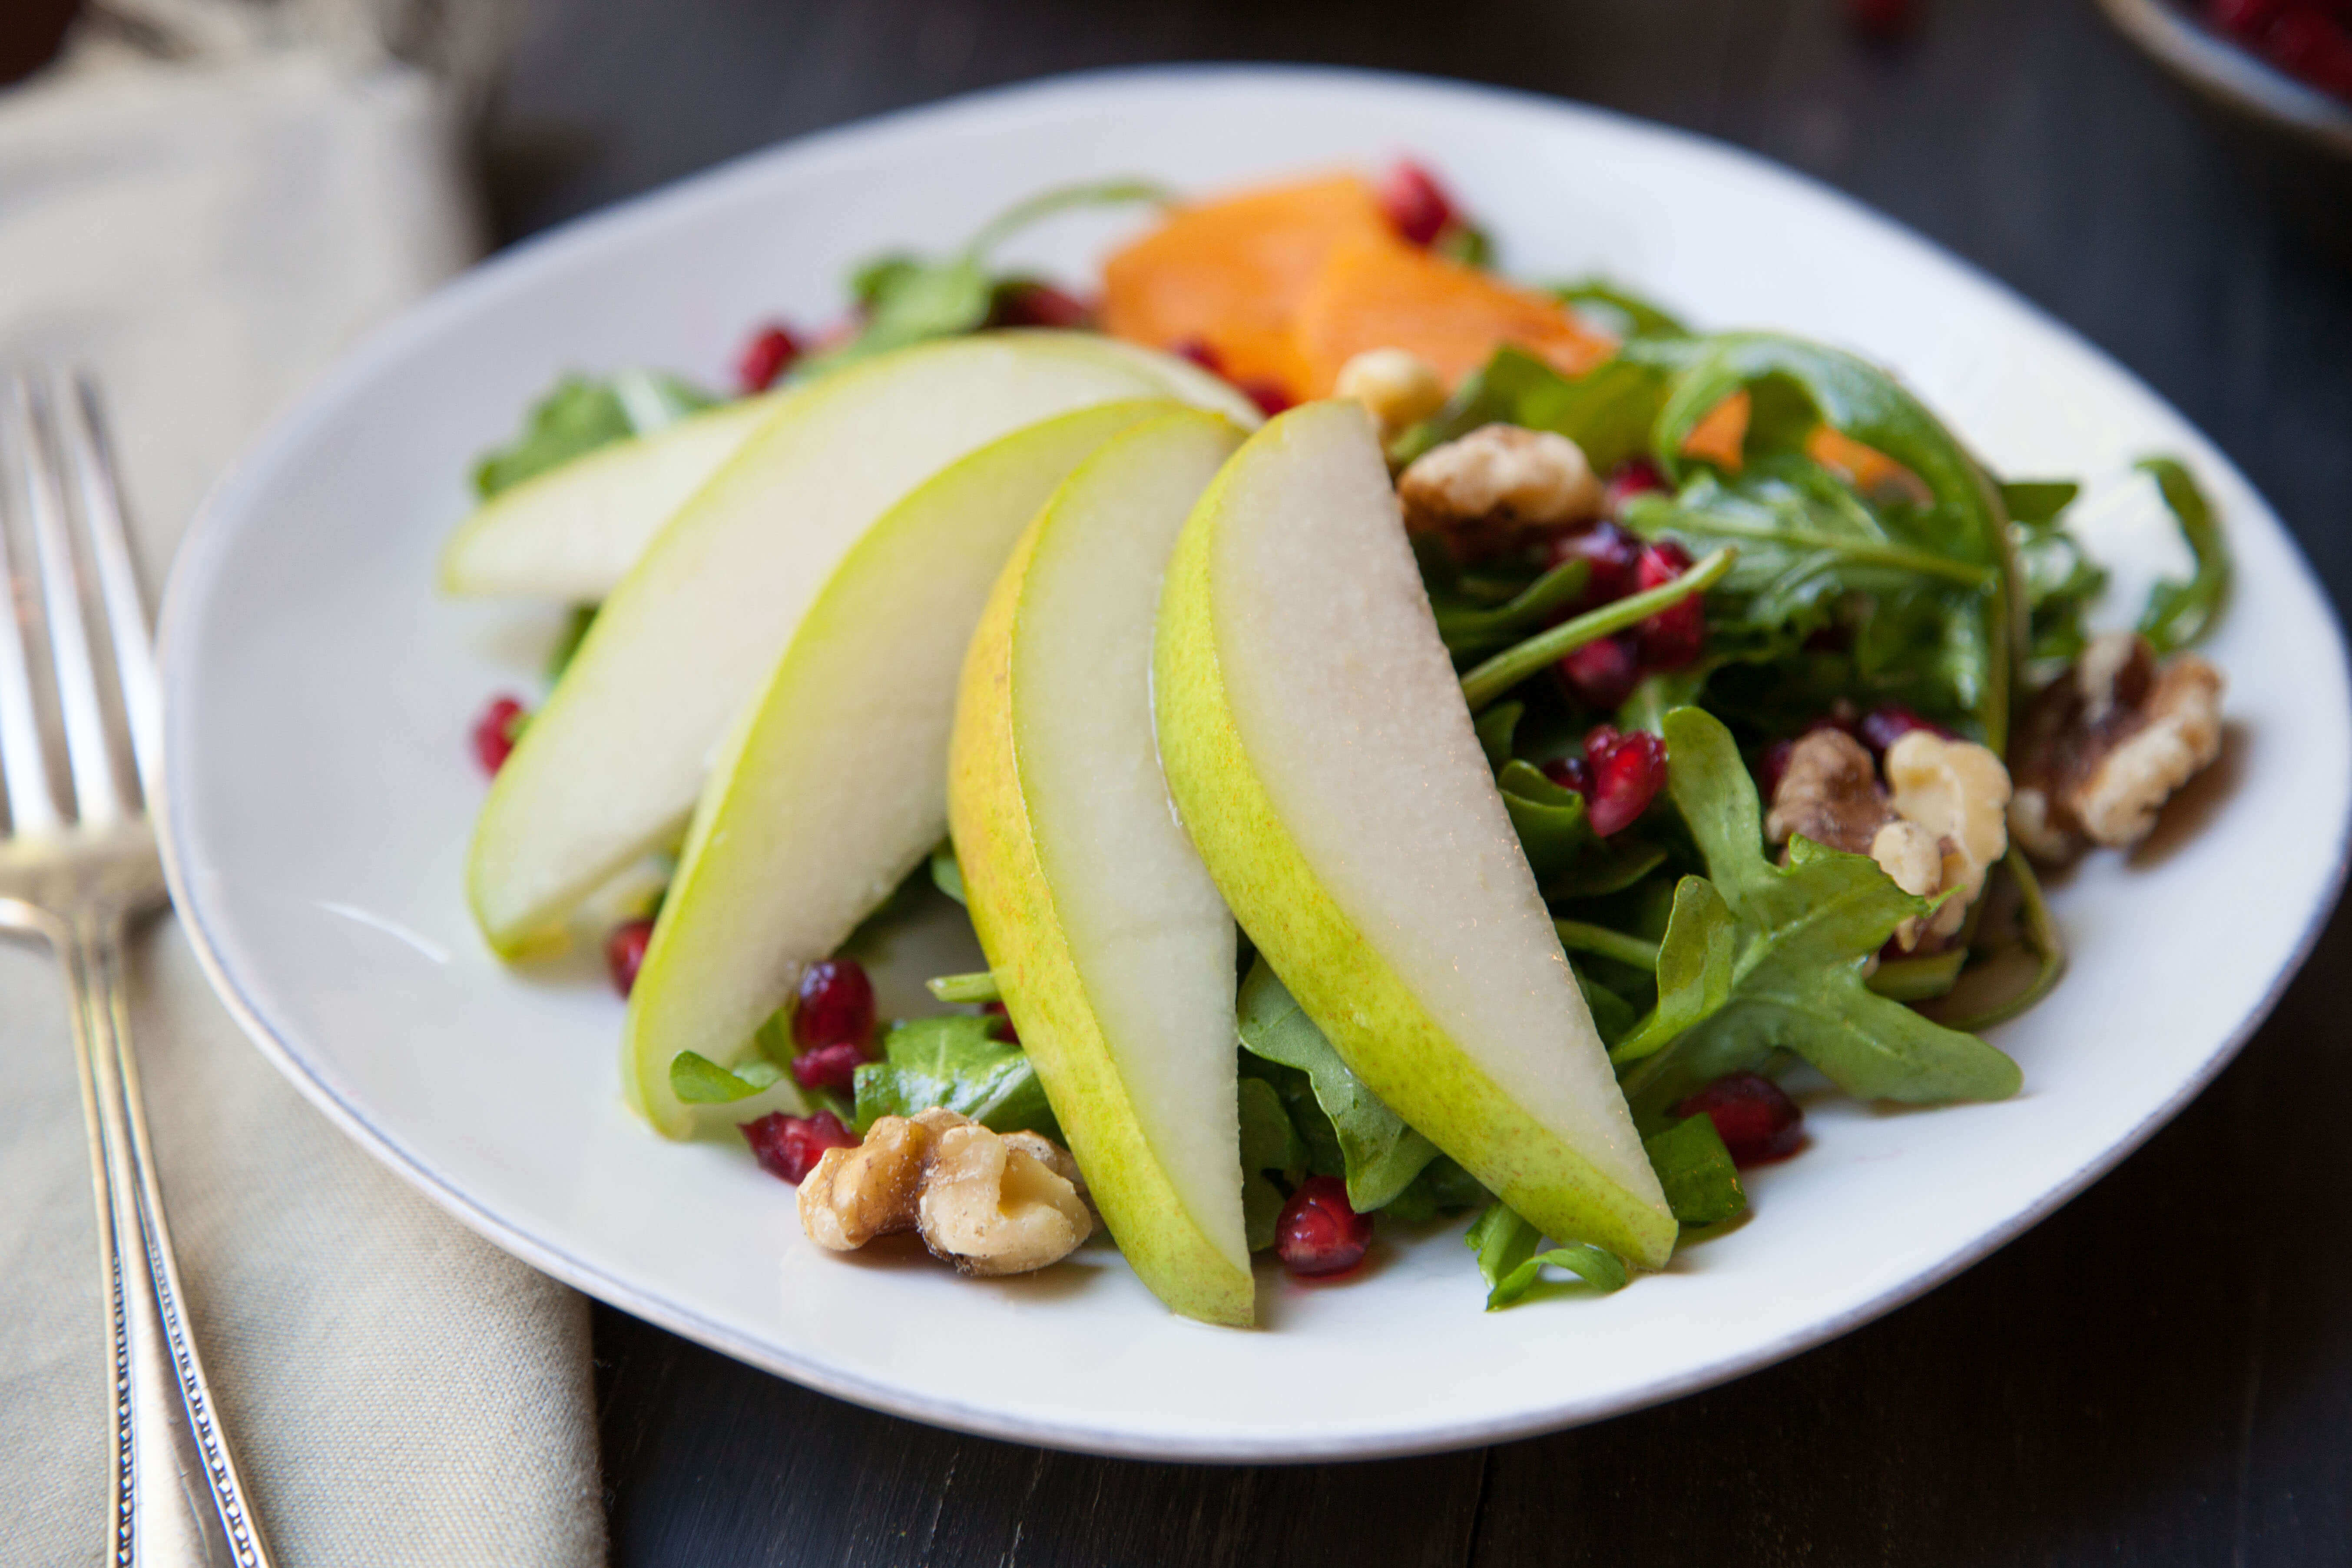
top-left (1857, 703), bottom-right (1955, 755)
top-left (1603, 459), bottom-right (1668, 520)
top-left (790, 1040), bottom-right (871, 1092)
top-left (1845, 0), bottom-right (1919, 39)
top-left (735, 323), bottom-right (802, 393)
top-left (605, 918), bottom-right (654, 996)
top-left (742, 1110), bottom-right (858, 1183)
top-left (1674, 1072), bottom-right (1804, 1167)
top-left (993, 281), bottom-right (1093, 329)
top-left (1376, 160), bottom-right (1458, 248)
top-left (1634, 541), bottom-right (1706, 669)
top-left (470, 695), bottom-right (528, 775)
top-left (1584, 727), bottom-right (1668, 837)
top-left (1757, 738), bottom-right (1795, 802)
top-left (1275, 1176), bottom-right (1374, 1277)
top-left (1557, 634), bottom-right (1641, 711)
top-left (793, 958), bottom-right (875, 1051)
top-left (982, 999), bottom-right (1019, 1045)
top-left (1239, 379), bottom-right (1294, 417)
top-left (1546, 519), bottom-right (1642, 608)
top-left (1542, 754), bottom-right (1593, 797)
top-left (1172, 337), bottom-right (1224, 374)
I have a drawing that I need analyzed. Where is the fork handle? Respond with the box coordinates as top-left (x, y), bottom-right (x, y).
top-left (66, 913), bottom-right (275, 1568)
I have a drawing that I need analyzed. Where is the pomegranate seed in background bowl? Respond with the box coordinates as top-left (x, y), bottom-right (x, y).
top-left (470, 694), bottom-right (528, 775)
top-left (1275, 1177), bottom-right (1374, 1278)
top-left (1584, 727), bottom-right (1667, 836)
top-left (1556, 634), bottom-right (1641, 711)
top-left (605, 918), bottom-right (655, 997)
top-left (1675, 1072), bottom-right (1805, 1167)
top-left (742, 1110), bottom-right (859, 1184)
top-left (794, 957), bottom-right (876, 1050)
top-left (1376, 159), bottom-right (1458, 247)
top-left (734, 322), bottom-right (802, 393)
top-left (1633, 541), bottom-right (1706, 668)
top-left (790, 1040), bottom-right (871, 1093)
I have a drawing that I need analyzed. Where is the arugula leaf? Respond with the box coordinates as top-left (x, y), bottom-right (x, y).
top-left (2014, 508), bottom-right (2108, 671)
top-left (1496, 760), bottom-right (1594, 878)
top-left (1466, 1203), bottom-right (1630, 1309)
top-left (1434, 558), bottom-right (1591, 655)
top-left (1554, 278), bottom-right (1692, 341)
top-left (1609, 876), bottom-right (1736, 1064)
top-left (1391, 347), bottom-right (1671, 474)
top-left (1238, 1075), bottom-right (1306, 1252)
top-left (1643, 1114), bottom-right (1747, 1227)
top-left (851, 1015), bottom-right (1058, 1136)
top-left (1238, 960), bottom-right (1438, 1210)
top-left (1649, 334), bottom-right (2020, 749)
top-left (924, 971), bottom-right (1000, 1004)
top-left (929, 841), bottom-right (967, 905)
top-left (1576, 971), bottom-right (1642, 1048)
top-left (546, 604), bottom-right (598, 684)
top-left (813, 179), bottom-right (1168, 372)
top-left (2135, 456), bottom-right (2229, 653)
top-left (1617, 709), bottom-right (2021, 1122)
top-left (2001, 480), bottom-right (2079, 524)
top-left (1459, 546), bottom-right (1735, 712)
top-left (1378, 1156), bottom-right (1490, 1223)
top-left (473, 370), bottom-right (717, 498)
top-left (669, 1050), bottom-right (785, 1104)
top-left (1474, 700), bottom-right (1524, 771)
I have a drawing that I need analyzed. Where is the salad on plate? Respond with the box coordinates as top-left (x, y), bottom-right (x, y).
top-left (443, 162), bottom-right (2232, 1326)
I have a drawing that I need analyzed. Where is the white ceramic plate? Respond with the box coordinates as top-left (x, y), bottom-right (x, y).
top-left (158, 66), bottom-right (2351, 1462)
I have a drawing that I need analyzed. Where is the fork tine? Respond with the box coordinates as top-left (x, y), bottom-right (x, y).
top-left (0, 383), bottom-right (63, 836)
top-left (59, 375), bottom-right (162, 803)
top-left (8, 373), bottom-right (125, 829)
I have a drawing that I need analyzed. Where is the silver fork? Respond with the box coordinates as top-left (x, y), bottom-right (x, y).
top-left (0, 370), bottom-right (275, 1568)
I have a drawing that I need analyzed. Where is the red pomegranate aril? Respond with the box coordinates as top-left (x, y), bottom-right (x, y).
top-left (1547, 519), bottom-right (1641, 608)
top-left (1275, 1177), bottom-right (1374, 1278)
top-left (1633, 540), bottom-right (1706, 669)
top-left (790, 1040), bottom-right (871, 1093)
top-left (1857, 703), bottom-right (1954, 755)
top-left (605, 918), bottom-right (655, 997)
top-left (1375, 159), bottom-right (1458, 247)
top-left (1239, 378), bottom-right (1295, 417)
top-left (1603, 459), bottom-right (1669, 520)
top-left (993, 281), bottom-right (1093, 329)
top-left (1172, 337), bottom-right (1225, 374)
top-left (983, 1000), bottom-right (1019, 1045)
top-left (794, 957), bottom-right (876, 1051)
top-left (1557, 634), bottom-right (1641, 711)
top-left (1541, 754), bottom-right (1593, 797)
top-left (1757, 738), bottom-right (1795, 802)
top-left (1585, 727), bottom-right (1667, 836)
top-left (1674, 1071), bottom-right (1804, 1167)
top-left (735, 323), bottom-right (802, 394)
top-left (470, 694), bottom-right (528, 775)
top-left (742, 1110), bottom-right (858, 1184)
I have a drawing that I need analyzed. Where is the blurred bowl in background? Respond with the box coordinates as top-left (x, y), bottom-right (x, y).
top-left (2097, 0), bottom-right (2352, 255)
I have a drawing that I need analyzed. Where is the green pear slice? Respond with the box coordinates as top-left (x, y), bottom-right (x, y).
top-left (468, 332), bottom-right (1243, 954)
top-left (439, 395), bottom-right (779, 599)
top-left (1153, 400), bottom-right (1677, 1270)
top-left (952, 409), bottom-right (1253, 1326)
top-left (623, 400), bottom-right (1176, 1135)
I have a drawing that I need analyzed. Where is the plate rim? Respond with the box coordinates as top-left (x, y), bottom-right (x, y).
top-left (154, 60), bottom-right (2352, 1463)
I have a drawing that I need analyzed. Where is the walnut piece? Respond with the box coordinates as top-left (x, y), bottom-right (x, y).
top-left (2007, 631), bottom-right (2225, 862)
top-left (918, 1123), bottom-right (1094, 1277)
top-left (1766, 729), bottom-right (1890, 852)
top-left (1335, 347), bottom-right (1446, 439)
top-left (798, 1108), bottom-right (1093, 1279)
top-left (1883, 732), bottom-right (2012, 942)
top-left (1396, 423), bottom-right (1602, 543)
top-left (1869, 819), bottom-right (1946, 951)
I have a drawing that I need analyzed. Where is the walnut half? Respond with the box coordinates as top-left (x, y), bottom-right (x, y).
top-left (798, 1109), bottom-right (1093, 1278)
top-left (1396, 423), bottom-right (1603, 546)
top-left (2008, 631), bottom-right (2225, 863)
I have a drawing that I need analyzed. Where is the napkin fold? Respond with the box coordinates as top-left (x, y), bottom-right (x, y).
top-left (0, 7), bottom-right (606, 1563)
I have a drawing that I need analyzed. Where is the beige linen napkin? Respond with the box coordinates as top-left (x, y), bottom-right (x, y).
top-left (0, 12), bottom-right (606, 1565)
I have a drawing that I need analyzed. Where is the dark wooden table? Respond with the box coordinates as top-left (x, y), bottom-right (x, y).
top-left (484, 1), bottom-right (2352, 1561)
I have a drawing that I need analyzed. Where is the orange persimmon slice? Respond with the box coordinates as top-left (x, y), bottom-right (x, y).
top-left (1290, 235), bottom-right (1616, 397)
top-left (1099, 174), bottom-right (1393, 399)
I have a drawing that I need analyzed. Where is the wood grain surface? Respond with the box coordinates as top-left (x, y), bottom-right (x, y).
top-left (481, 2), bottom-right (2352, 1561)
